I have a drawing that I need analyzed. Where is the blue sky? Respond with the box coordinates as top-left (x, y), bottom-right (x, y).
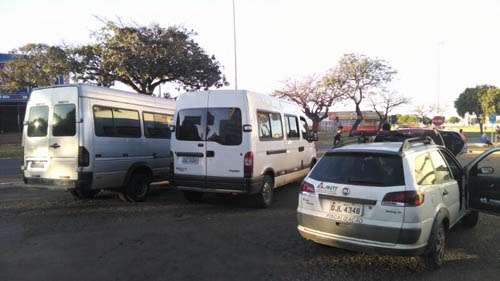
top-left (2, 0), bottom-right (500, 116)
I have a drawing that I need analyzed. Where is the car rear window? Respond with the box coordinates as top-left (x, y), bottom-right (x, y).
top-left (27, 106), bottom-right (49, 137)
top-left (309, 152), bottom-right (405, 186)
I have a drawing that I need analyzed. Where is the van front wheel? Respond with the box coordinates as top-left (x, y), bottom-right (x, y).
top-left (125, 173), bottom-right (150, 202)
top-left (254, 175), bottom-right (274, 208)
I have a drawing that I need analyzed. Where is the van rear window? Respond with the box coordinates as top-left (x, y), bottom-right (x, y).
top-left (27, 106), bottom-right (49, 137)
top-left (309, 153), bottom-right (405, 186)
top-left (52, 104), bottom-right (76, 136)
top-left (207, 108), bottom-right (242, 145)
top-left (176, 109), bottom-right (205, 141)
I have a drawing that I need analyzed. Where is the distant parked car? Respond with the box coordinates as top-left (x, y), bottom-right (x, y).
top-left (374, 128), bottom-right (465, 156)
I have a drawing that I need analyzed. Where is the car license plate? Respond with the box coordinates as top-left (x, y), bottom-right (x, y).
top-left (182, 157), bottom-right (199, 164)
top-left (327, 201), bottom-right (363, 224)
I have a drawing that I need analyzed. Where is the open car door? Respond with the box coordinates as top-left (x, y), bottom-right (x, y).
top-left (440, 131), bottom-right (465, 156)
top-left (466, 147), bottom-right (500, 215)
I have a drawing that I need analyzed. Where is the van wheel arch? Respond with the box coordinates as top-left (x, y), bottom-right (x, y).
top-left (123, 162), bottom-right (153, 187)
top-left (122, 163), bottom-right (153, 202)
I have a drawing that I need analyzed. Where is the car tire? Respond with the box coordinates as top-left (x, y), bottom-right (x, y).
top-left (254, 175), bottom-right (274, 208)
top-left (421, 221), bottom-right (447, 269)
top-left (183, 191), bottom-right (204, 203)
top-left (124, 172), bottom-right (150, 202)
top-left (461, 211), bottom-right (479, 228)
top-left (70, 188), bottom-right (100, 199)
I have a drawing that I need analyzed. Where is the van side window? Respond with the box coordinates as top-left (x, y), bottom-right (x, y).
top-left (414, 152), bottom-right (436, 185)
top-left (270, 113), bottom-right (283, 139)
top-left (93, 105), bottom-right (141, 138)
top-left (285, 115), bottom-right (299, 139)
top-left (207, 108), bottom-right (242, 145)
top-left (52, 104), bottom-right (76, 137)
top-left (429, 150), bottom-right (452, 184)
top-left (257, 111), bottom-right (283, 140)
top-left (257, 111), bottom-right (271, 139)
top-left (143, 112), bottom-right (172, 139)
top-left (27, 106), bottom-right (49, 137)
top-left (176, 109), bottom-right (205, 141)
top-left (300, 117), bottom-right (308, 138)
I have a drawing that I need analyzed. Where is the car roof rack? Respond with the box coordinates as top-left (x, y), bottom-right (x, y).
top-left (399, 136), bottom-right (434, 153)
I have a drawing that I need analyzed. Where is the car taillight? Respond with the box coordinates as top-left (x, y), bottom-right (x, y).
top-left (244, 151), bottom-right (253, 178)
top-left (382, 191), bottom-right (424, 207)
top-left (300, 181), bottom-right (315, 193)
top-left (78, 146), bottom-right (90, 167)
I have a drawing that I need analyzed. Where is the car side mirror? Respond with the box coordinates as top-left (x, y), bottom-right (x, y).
top-left (479, 166), bottom-right (494, 175)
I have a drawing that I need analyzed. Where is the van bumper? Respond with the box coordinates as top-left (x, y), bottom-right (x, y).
top-left (24, 172), bottom-right (93, 191)
top-left (173, 174), bottom-right (263, 194)
top-left (297, 213), bottom-right (425, 256)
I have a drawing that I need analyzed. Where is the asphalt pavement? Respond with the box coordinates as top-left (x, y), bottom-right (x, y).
top-left (1, 176), bottom-right (500, 280)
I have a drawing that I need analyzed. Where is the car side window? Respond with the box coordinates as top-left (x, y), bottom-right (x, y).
top-left (439, 150), bottom-right (461, 180)
top-left (429, 150), bottom-right (452, 184)
top-left (414, 152), bottom-right (436, 185)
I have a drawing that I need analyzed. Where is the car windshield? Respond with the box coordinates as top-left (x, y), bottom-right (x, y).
top-left (309, 152), bottom-right (405, 187)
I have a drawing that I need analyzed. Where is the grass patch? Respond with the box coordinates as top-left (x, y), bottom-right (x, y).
top-left (0, 143), bottom-right (22, 158)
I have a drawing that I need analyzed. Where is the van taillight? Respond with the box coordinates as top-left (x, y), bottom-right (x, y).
top-left (300, 181), bottom-right (315, 193)
top-left (78, 146), bottom-right (90, 167)
top-left (244, 151), bottom-right (253, 178)
top-left (382, 191), bottom-right (424, 207)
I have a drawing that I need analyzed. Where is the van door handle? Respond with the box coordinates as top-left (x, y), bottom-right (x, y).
top-left (49, 143), bottom-right (60, 149)
top-left (206, 151), bottom-right (215, 158)
top-left (443, 189), bottom-right (449, 196)
top-left (198, 143), bottom-right (204, 147)
top-left (298, 146), bottom-right (304, 152)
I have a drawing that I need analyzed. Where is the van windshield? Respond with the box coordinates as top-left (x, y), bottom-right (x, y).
top-left (309, 152), bottom-right (405, 186)
top-left (27, 106), bottom-right (49, 137)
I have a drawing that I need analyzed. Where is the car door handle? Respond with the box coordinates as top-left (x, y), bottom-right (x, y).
top-left (489, 184), bottom-right (495, 188)
top-left (49, 143), bottom-right (60, 149)
top-left (442, 189), bottom-right (449, 196)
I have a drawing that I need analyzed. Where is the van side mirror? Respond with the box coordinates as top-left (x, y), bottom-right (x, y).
top-left (306, 132), bottom-right (318, 142)
top-left (479, 166), bottom-right (494, 175)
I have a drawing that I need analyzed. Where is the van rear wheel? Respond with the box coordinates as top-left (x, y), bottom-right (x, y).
top-left (253, 175), bottom-right (274, 208)
top-left (183, 191), bottom-right (204, 203)
top-left (124, 173), bottom-right (150, 202)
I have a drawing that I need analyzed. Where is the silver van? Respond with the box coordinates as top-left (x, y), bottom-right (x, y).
top-left (22, 84), bottom-right (175, 201)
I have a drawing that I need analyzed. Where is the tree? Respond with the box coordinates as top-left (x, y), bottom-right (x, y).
top-left (455, 85), bottom-right (494, 133)
top-left (447, 116), bottom-right (461, 124)
top-left (0, 43), bottom-right (71, 92)
top-left (273, 75), bottom-right (345, 132)
top-left (369, 91), bottom-right (410, 130)
top-left (397, 114), bottom-right (418, 124)
top-left (480, 87), bottom-right (500, 118)
top-left (71, 21), bottom-right (226, 95)
top-left (326, 53), bottom-right (396, 135)
top-left (414, 104), bottom-right (433, 125)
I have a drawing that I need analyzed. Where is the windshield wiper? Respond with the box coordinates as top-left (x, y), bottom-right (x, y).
top-left (347, 177), bottom-right (384, 185)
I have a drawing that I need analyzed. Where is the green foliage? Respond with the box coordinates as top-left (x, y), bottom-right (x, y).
top-left (454, 85), bottom-right (493, 118)
top-left (480, 87), bottom-right (500, 116)
top-left (396, 114), bottom-right (418, 124)
top-left (71, 21), bottom-right (226, 95)
top-left (447, 116), bottom-right (461, 124)
top-left (0, 44), bottom-right (71, 92)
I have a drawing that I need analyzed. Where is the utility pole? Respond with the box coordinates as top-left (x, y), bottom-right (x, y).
top-left (232, 0), bottom-right (238, 90)
top-left (436, 41), bottom-right (444, 115)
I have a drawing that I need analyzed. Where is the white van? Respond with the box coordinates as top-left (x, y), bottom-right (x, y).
top-left (170, 90), bottom-right (318, 207)
top-left (21, 84), bottom-right (175, 201)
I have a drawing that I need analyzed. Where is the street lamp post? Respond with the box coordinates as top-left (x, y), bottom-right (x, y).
top-left (232, 0), bottom-right (238, 91)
